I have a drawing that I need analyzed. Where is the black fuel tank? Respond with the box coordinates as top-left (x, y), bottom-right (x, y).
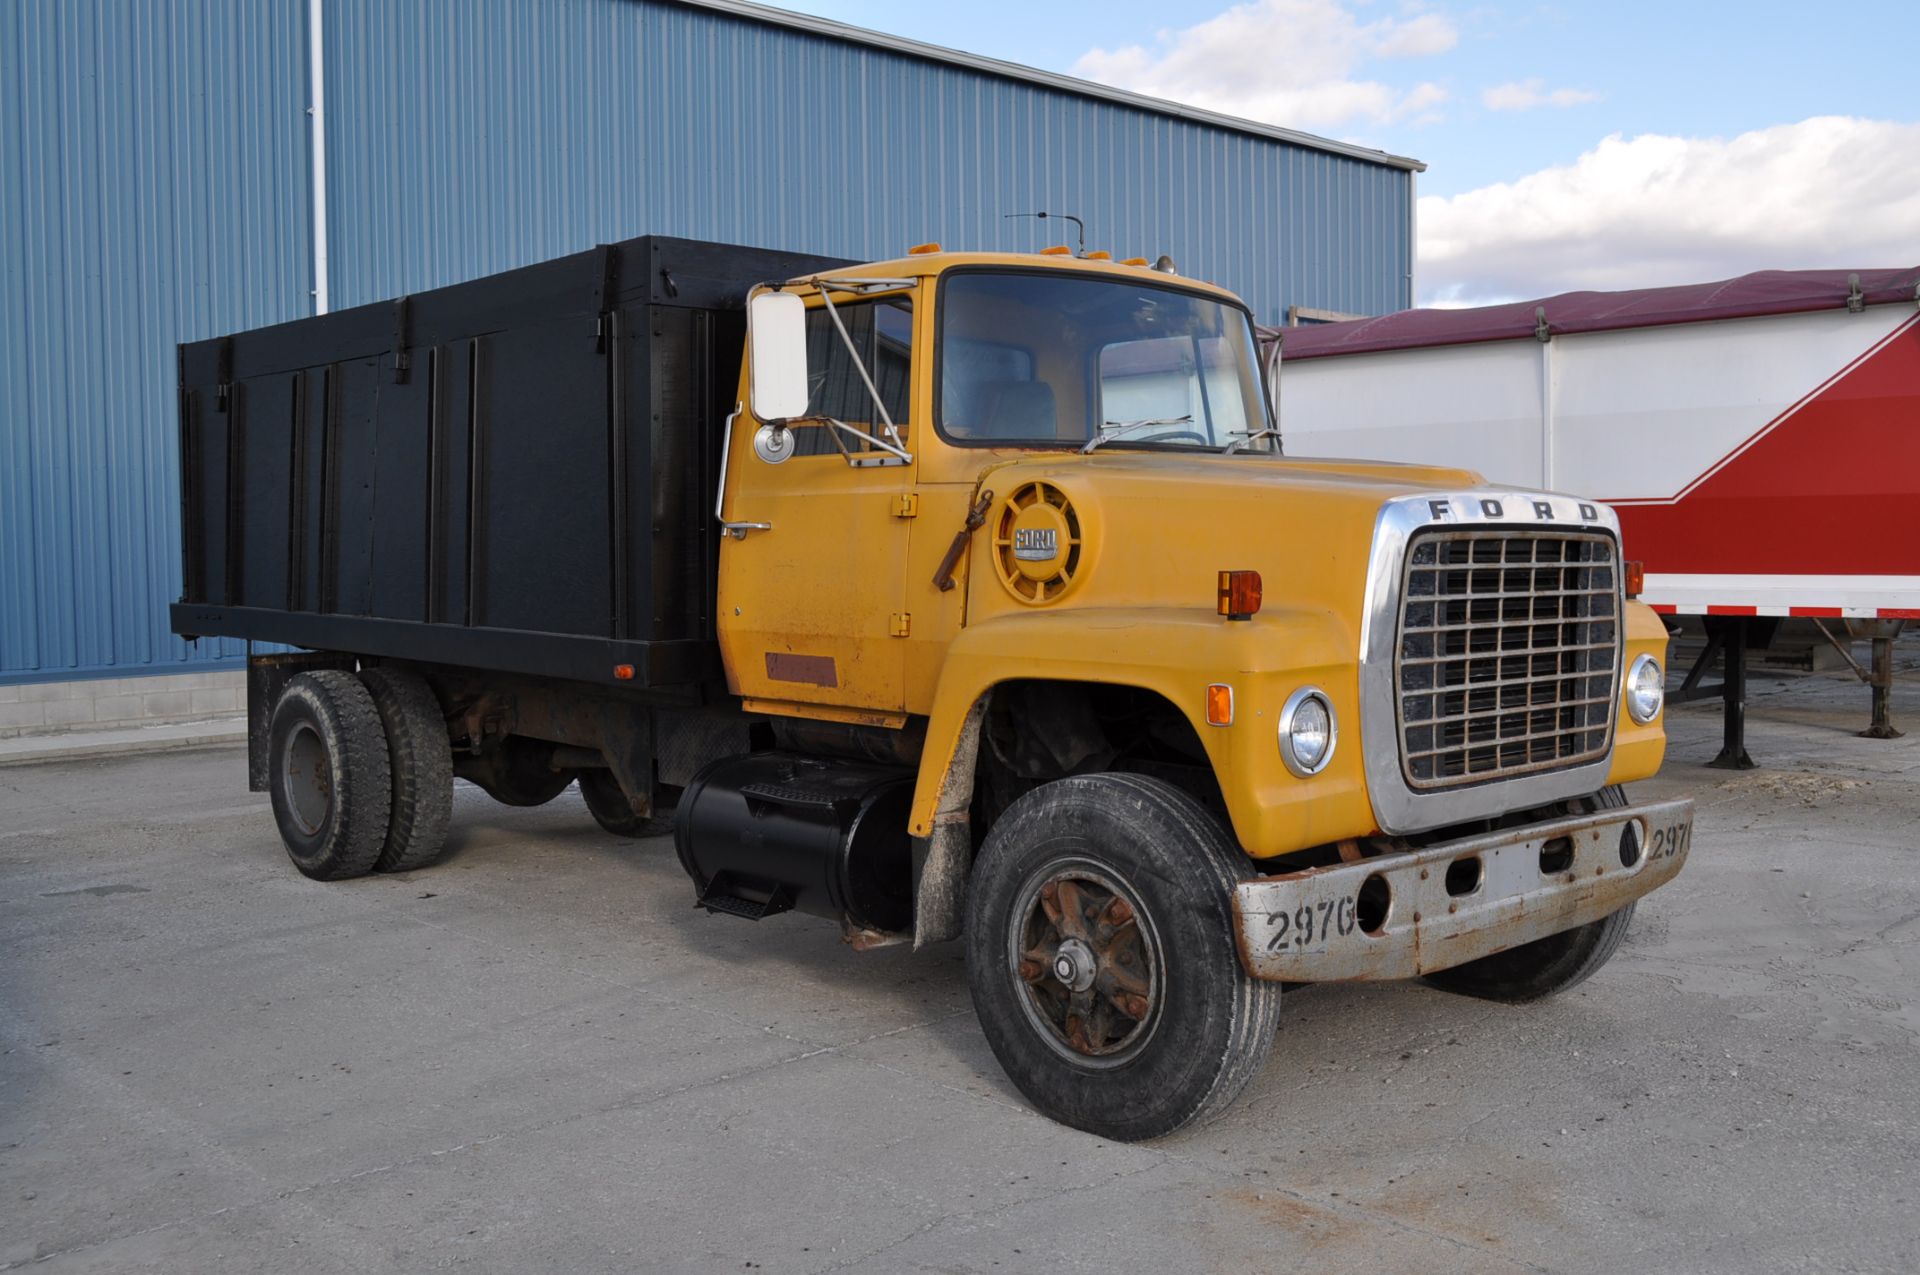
top-left (674, 752), bottom-right (916, 933)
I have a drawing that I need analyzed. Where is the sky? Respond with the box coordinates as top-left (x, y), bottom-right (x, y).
top-left (772, 0), bottom-right (1920, 306)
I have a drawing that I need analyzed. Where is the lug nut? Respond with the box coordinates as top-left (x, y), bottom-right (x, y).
top-left (1117, 993), bottom-right (1151, 1019)
top-left (1104, 897), bottom-right (1134, 925)
top-left (1018, 958), bottom-right (1045, 983)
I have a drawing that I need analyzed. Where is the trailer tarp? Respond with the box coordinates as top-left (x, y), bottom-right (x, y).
top-left (1280, 267), bottom-right (1920, 360)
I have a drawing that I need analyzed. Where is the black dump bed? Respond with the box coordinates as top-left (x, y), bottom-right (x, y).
top-left (172, 235), bottom-right (848, 688)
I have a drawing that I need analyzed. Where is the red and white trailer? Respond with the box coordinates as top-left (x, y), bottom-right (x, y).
top-left (1271, 268), bottom-right (1920, 763)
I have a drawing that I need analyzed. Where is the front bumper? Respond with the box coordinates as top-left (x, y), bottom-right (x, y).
top-left (1232, 796), bottom-right (1693, 982)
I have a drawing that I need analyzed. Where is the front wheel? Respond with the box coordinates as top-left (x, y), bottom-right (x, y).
top-left (1421, 785), bottom-right (1637, 1003)
top-left (965, 773), bottom-right (1281, 1141)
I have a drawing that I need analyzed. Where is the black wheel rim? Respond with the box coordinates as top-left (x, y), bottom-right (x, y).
top-left (283, 722), bottom-right (333, 837)
top-left (1007, 857), bottom-right (1164, 1069)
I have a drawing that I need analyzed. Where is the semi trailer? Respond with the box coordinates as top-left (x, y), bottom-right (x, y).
top-left (173, 233), bottom-right (1693, 1139)
top-left (1275, 268), bottom-right (1920, 764)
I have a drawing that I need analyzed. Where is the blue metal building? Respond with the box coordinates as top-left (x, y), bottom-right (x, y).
top-left (0, 0), bottom-right (1421, 687)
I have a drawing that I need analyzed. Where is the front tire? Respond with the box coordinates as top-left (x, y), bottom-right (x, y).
top-left (267, 671), bottom-right (392, 881)
top-left (965, 773), bottom-right (1281, 1141)
top-left (1421, 786), bottom-right (1637, 1003)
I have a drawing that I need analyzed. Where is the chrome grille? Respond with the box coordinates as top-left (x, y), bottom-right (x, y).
top-left (1396, 529), bottom-right (1620, 789)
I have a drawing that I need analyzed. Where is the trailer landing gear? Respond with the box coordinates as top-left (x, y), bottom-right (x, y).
top-left (1675, 616), bottom-right (1760, 770)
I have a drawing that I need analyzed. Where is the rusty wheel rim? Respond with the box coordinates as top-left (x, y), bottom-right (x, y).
top-left (1007, 858), bottom-right (1164, 1069)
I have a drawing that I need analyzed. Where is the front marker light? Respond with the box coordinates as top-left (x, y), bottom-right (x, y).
top-left (1278, 687), bottom-right (1337, 777)
top-left (1626, 654), bottom-right (1664, 724)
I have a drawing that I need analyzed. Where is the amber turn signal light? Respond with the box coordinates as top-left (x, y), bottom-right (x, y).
top-left (1217, 570), bottom-right (1262, 620)
top-left (1623, 560), bottom-right (1645, 600)
top-left (1205, 683), bottom-right (1234, 726)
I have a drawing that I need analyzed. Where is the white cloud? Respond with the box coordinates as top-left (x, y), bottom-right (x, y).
top-left (1481, 78), bottom-right (1599, 111)
top-left (1071, 0), bottom-right (1457, 130)
top-left (1418, 116), bottom-right (1920, 306)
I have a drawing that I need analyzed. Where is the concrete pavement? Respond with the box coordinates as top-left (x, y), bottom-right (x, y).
top-left (2, 660), bottom-right (1915, 1273)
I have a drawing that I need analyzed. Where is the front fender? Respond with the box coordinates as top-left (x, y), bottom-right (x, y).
top-left (909, 606), bottom-right (1376, 858)
top-left (1606, 600), bottom-right (1671, 786)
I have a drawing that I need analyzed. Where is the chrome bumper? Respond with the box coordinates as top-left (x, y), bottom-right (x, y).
top-left (1233, 797), bottom-right (1693, 982)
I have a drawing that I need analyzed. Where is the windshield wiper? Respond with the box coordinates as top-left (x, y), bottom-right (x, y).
top-left (1080, 415), bottom-right (1195, 454)
top-left (1220, 427), bottom-right (1282, 455)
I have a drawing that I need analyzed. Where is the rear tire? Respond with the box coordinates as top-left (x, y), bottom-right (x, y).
top-left (965, 773), bottom-right (1281, 1141)
top-left (1421, 786), bottom-right (1636, 1003)
top-left (360, 668), bottom-right (454, 873)
top-left (267, 671), bottom-right (392, 881)
top-left (578, 769), bottom-right (675, 838)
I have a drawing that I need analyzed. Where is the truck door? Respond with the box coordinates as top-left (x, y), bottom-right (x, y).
top-left (717, 291), bottom-right (916, 719)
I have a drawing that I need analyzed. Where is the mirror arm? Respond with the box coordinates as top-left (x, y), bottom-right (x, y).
top-left (780, 414), bottom-right (914, 465)
top-left (811, 284), bottom-right (909, 453)
top-left (714, 402), bottom-right (772, 539)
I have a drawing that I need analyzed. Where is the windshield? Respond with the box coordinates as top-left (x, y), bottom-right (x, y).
top-left (937, 271), bottom-right (1271, 451)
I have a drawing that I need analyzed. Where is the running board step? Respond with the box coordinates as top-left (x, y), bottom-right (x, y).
top-left (696, 870), bottom-right (794, 921)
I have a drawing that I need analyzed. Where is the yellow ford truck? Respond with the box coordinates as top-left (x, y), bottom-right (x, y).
top-left (173, 234), bottom-right (1691, 1140)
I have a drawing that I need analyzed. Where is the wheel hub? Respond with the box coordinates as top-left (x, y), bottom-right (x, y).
top-left (1051, 937), bottom-right (1097, 991)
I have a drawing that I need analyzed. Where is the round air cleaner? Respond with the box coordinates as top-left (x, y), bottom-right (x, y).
top-left (992, 481), bottom-right (1083, 604)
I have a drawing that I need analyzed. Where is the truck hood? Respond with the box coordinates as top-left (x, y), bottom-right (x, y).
top-left (965, 451), bottom-right (1495, 634)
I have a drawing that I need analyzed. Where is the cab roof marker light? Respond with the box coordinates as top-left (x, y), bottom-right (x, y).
top-left (908, 242), bottom-right (941, 255)
top-left (1040, 245), bottom-right (1073, 256)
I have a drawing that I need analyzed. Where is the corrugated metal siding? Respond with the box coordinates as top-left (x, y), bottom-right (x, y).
top-left (0, 0), bottom-right (311, 683)
top-left (321, 0), bottom-right (1412, 321)
top-left (0, 0), bottom-right (1412, 684)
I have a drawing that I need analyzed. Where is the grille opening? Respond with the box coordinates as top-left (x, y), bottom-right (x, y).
top-left (1356, 873), bottom-right (1391, 935)
top-left (1619, 822), bottom-right (1643, 868)
top-left (1443, 855), bottom-right (1482, 897)
top-left (1539, 836), bottom-right (1575, 875)
top-left (1396, 529), bottom-right (1620, 790)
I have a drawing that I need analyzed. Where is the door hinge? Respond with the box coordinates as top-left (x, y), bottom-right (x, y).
top-left (892, 493), bottom-right (919, 518)
top-left (889, 612), bottom-right (912, 637)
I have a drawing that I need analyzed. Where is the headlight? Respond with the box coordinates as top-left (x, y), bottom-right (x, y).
top-left (1626, 654), bottom-right (1664, 724)
top-left (1278, 687), bottom-right (1337, 777)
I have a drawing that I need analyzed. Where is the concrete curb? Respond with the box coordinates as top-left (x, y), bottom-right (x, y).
top-left (0, 716), bottom-right (247, 767)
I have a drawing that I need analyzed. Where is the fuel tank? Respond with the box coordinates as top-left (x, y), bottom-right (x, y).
top-left (674, 752), bottom-right (916, 933)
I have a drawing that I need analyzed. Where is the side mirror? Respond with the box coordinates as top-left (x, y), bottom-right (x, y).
top-left (747, 291), bottom-right (810, 422)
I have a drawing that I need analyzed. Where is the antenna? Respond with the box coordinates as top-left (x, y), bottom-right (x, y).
top-left (1004, 211), bottom-right (1086, 256)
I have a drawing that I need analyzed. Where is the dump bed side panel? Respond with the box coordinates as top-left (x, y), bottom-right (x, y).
top-left (173, 235), bottom-right (848, 687)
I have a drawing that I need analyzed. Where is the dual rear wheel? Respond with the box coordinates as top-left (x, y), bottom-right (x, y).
top-left (267, 668), bottom-right (453, 880)
top-left (266, 669), bottom-right (669, 882)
